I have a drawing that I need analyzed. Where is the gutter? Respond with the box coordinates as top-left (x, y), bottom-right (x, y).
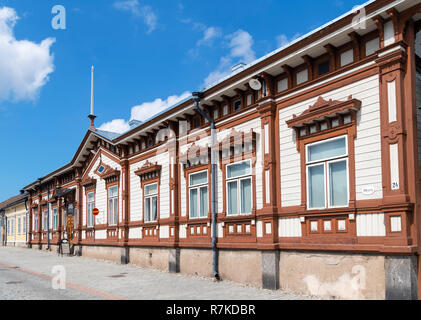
top-left (192, 92), bottom-right (220, 281)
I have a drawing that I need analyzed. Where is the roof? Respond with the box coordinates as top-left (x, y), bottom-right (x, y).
top-left (92, 129), bottom-right (122, 141)
top-left (0, 194), bottom-right (27, 211)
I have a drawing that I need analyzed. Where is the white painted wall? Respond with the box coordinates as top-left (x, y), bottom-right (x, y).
top-left (278, 217), bottom-right (302, 237)
top-left (81, 151), bottom-right (122, 231)
top-left (279, 75), bottom-right (383, 207)
top-left (178, 117), bottom-right (262, 218)
top-left (129, 150), bottom-right (171, 225)
top-left (356, 213), bottom-right (386, 237)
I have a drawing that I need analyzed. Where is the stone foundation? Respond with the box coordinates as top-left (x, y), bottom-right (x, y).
top-left (278, 251), bottom-right (386, 300)
top-left (45, 244), bottom-right (417, 299)
top-left (129, 247), bottom-right (169, 271)
top-left (6, 242), bottom-right (27, 248)
top-left (82, 245), bottom-right (122, 263)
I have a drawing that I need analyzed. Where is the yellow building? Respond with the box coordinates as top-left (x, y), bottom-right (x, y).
top-left (0, 193), bottom-right (28, 247)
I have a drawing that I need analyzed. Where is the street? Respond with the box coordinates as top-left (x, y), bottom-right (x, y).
top-left (0, 247), bottom-right (313, 300)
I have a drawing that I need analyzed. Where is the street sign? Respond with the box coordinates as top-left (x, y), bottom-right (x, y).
top-left (93, 208), bottom-right (99, 216)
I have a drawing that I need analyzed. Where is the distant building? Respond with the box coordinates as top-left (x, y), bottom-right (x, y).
top-left (0, 193), bottom-right (28, 247)
top-left (20, 0), bottom-right (421, 299)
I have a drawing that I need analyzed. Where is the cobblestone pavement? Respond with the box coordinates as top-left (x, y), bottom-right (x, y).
top-left (0, 247), bottom-right (315, 300)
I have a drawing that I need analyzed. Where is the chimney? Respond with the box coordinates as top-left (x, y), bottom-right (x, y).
top-left (129, 119), bottom-right (142, 129)
top-left (231, 62), bottom-right (246, 73)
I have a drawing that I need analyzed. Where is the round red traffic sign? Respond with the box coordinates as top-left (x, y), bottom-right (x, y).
top-left (92, 208), bottom-right (100, 216)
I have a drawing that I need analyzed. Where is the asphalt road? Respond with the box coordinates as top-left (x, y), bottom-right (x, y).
top-left (0, 247), bottom-right (314, 300)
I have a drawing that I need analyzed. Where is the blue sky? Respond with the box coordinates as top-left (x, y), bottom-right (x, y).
top-left (0, 0), bottom-right (364, 200)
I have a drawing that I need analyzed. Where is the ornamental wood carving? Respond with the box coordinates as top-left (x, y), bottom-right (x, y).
top-left (135, 160), bottom-right (161, 182)
top-left (81, 176), bottom-right (97, 188)
top-left (286, 95), bottom-right (361, 129)
top-left (179, 143), bottom-right (211, 170)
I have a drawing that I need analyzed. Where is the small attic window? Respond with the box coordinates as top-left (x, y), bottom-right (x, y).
top-left (97, 165), bottom-right (105, 174)
top-left (233, 100), bottom-right (241, 111)
top-left (318, 60), bottom-right (330, 76)
top-left (148, 139), bottom-right (153, 147)
top-left (193, 117), bottom-right (201, 128)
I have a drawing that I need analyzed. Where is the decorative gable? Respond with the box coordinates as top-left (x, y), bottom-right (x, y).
top-left (81, 176), bottom-right (97, 189)
top-left (135, 160), bottom-right (162, 182)
top-left (219, 128), bottom-right (257, 162)
top-left (179, 143), bottom-right (211, 170)
top-left (286, 96), bottom-right (361, 146)
top-left (94, 162), bottom-right (120, 184)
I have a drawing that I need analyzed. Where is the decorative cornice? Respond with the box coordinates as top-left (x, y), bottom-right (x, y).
top-left (81, 176), bottom-right (97, 188)
top-left (134, 160), bottom-right (162, 177)
top-left (286, 95), bottom-right (361, 129)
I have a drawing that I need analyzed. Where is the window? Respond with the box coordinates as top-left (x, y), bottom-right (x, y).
top-left (148, 139), bottom-right (153, 147)
top-left (233, 100), bottom-right (241, 111)
top-left (193, 117), bottom-right (201, 128)
top-left (226, 160), bottom-right (252, 215)
top-left (223, 105), bottom-right (228, 116)
top-left (18, 217), bottom-right (21, 235)
top-left (34, 215), bottom-right (39, 232)
top-left (306, 136), bottom-right (349, 209)
top-left (97, 165), bottom-right (105, 174)
top-left (53, 208), bottom-right (58, 230)
top-left (108, 185), bottom-right (118, 226)
top-left (74, 208), bottom-right (78, 228)
top-left (43, 210), bottom-right (48, 231)
top-left (87, 192), bottom-right (95, 227)
top-left (317, 61), bottom-right (330, 76)
top-left (23, 216), bottom-right (26, 234)
top-left (189, 171), bottom-right (208, 218)
top-left (262, 80), bottom-right (268, 97)
top-left (144, 183), bottom-right (158, 222)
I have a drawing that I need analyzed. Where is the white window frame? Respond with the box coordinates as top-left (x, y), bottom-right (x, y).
top-left (189, 170), bottom-right (209, 219)
top-left (23, 215), bottom-right (26, 234)
top-left (108, 185), bottom-right (118, 226)
top-left (226, 159), bottom-right (253, 216)
top-left (43, 210), bottom-right (48, 231)
top-left (53, 208), bottom-right (58, 230)
top-left (144, 182), bottom-right (158, 223)
top-left (34, 215), bottom-right (39, 232)
top-left (87, 192), bottom-right (95, 227)
top-left (305, 135), bottom-right (349, 210)
top-left (18, 217), bottom-right (21, 235)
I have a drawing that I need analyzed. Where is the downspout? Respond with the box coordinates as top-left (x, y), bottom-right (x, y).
top-left (46, 185), bottom-right (50, 251)
top-left (4, 215), bottom-right (7, 247)
top-left (23, 193), bottom-right (28, 245)
top-left (192, 92), bottom-right (220, 281)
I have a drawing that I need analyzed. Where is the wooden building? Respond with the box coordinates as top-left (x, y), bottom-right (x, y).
top-left (22, 0), bottom-right (421, 299)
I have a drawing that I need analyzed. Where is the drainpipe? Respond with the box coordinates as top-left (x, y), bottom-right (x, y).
top-left (4, 216), bottom-right (7, 247)
top-left (192, 92), bottom-right (220, 281)
top-left (46, 184), bottom-right (50, 251)
top-left (22, 190), bottom-right (28, 245)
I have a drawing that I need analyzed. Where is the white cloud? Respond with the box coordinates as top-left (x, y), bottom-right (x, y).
top-left (227, 30), bottom-right (255, 63)
top-left (97, 119), bottom-right (131, 134)
top-left (130, 91), bottom-right (191, 121)
top-left (113, 0), bottom-right (157, 33)
top-left (97, 92), bottom-right (191, 134)
top-left (203, 29), bottom-right (255, 88)
top-left (276, 33), bottom-right (301, 49)
top-left (0, 7), bottom-right (55, 102)
top-left (197, 27), bottom-right (222, 46)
